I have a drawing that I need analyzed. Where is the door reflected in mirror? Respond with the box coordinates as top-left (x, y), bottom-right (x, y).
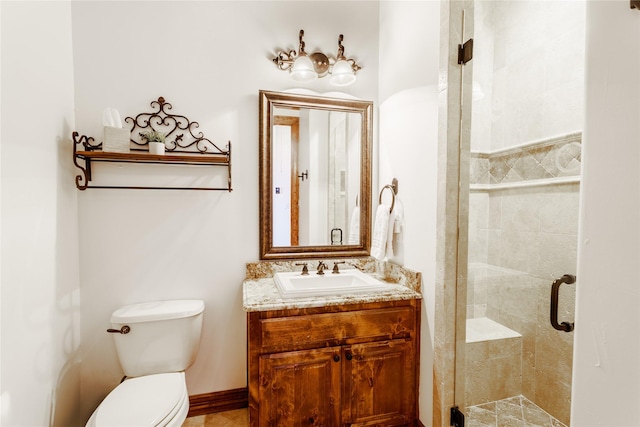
top-left (259, 90), bottom-right (372, 260)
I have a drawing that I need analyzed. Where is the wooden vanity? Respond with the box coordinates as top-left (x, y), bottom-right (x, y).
top-left (244, 268), bottom-right (422, 427)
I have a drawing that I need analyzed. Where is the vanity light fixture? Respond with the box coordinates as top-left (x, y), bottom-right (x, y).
top-left (273, 30), bottom-right (362, 86)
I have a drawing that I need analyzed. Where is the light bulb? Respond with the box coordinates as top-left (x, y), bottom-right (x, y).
top-left (329, 59), bottom-right (356, 86)
top-left (290, 55), bottom-right (317, 82)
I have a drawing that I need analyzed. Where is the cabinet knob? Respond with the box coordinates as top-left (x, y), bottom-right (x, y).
top-left (308, 417), bottom-right (315, 424)
top-left (345, 352), bottom-right (353, 361)
top-left (333, 354), bottom-right (340, 362)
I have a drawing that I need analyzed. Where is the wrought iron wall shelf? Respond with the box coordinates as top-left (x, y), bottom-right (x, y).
top-left (72, 97), bottom-right (232, 191)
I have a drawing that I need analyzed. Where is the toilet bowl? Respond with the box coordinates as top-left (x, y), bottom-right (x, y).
top-left (86, 300), bottom-right (204, 427)
top-left (86, 372), bottom-right (189, 427)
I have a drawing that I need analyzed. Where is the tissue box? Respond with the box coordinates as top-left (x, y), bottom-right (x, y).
top-left (103, 126), bottom-right (130, 153)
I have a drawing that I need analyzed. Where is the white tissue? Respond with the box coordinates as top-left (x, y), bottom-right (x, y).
top-left (102, 107), bottom-right (129, 153)
top-left (111, 108), bottom-right (123, 128)
top-left (102, 109), bottom-right (114, 127)
top-left (102, 107), bottom-right (123, 128)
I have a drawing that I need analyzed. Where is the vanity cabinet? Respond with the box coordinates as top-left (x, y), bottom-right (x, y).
top-left (247, 299), bottom-right (421, 427)
top-left (258, 346), bottom-right (342, 426)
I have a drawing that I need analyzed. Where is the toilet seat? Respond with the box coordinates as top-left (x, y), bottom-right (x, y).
top-left (87, 372), bottom-right (189, 427)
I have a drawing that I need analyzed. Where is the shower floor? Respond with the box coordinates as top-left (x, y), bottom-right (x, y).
top-left (467, 395), bottom-right (567, 427)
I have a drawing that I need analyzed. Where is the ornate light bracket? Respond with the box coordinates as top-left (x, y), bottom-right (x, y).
top-left (335, 34), bottom-right (362, 74)
top-left (273, 30), bottom-right (327, 73)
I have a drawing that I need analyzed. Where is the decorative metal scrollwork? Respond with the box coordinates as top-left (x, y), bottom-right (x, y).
top-left (72, 131), bottom-right (96, 190)
top-left (75, 132), bottom-right (100, 151)
top-left (125, 96), bottom-right (229, 155)
top-left (273, 49), bottom-right (299, 71)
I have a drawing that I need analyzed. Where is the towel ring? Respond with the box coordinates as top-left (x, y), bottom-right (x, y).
top-left (379, 184), bottom-right (396, 213)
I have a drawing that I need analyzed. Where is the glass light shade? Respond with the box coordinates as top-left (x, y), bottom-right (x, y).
top-left (329, 59), bottom-right (356, 86)
top-left (290, 55), bottom-right (317, 82)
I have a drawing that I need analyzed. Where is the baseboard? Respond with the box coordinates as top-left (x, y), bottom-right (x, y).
top-left (188, 388), bottom-right (421, 423)
top-left (187, 387), bottom-right (248, 417)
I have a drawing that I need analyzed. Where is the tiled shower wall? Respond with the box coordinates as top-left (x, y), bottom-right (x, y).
top-left (466, 135), bottom-right (580, 425)
top-left (471, 1), bottom-right (585, 152)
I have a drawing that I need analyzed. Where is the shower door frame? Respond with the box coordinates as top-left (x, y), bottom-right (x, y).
top-left (433, 0), bottom-right (474, 426)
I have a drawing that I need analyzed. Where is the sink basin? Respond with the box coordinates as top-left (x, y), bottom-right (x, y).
top-left (274, 269), bottom-right (392, 298)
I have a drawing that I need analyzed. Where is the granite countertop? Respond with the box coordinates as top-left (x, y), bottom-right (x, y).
top-left (242, 258), bottom-right (422, 312)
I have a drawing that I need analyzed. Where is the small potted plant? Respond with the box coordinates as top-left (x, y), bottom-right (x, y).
top-left (141, 130), bottom-right (166, 155)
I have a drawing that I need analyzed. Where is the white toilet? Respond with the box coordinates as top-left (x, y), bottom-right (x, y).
top-left (86, 299), bottom-right (205, 427)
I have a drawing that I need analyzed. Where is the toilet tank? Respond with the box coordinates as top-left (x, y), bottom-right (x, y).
top-left (109, 300), bottom-right (205, 378)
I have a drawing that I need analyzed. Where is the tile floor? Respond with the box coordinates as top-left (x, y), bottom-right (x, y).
top-left (182, 408), bottom-right (248, 427)
top-left (467, 395), bottom-right (567, 427)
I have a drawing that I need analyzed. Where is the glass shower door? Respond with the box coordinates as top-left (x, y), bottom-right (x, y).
top-left (462, 1), bottom-right (585, 426)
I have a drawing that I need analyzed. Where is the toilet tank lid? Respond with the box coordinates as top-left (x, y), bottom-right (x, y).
top-left (110, 300), bottom-right (205, 323)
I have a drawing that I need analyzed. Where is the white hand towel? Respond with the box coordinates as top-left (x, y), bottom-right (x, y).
top-left (348, 207), bottom-right (360, 244)
top-left (385, 208), bottom-right (396, 259)
top-left (393, 198), bottom-right (404, 234)
top-left (371, 205), bottom-right (390, 260)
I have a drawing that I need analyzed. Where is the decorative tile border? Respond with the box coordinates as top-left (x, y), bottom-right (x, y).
top-left (470, 132), bottom-right (582, 187)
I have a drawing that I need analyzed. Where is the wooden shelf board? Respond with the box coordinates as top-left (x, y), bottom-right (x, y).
top-left (76, 150), bottom-right (229, 164)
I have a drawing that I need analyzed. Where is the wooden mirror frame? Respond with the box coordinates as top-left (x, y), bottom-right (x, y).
top-left (259, 90), bottom-right (372, 260)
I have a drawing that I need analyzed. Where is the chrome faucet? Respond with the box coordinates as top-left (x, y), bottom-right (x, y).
top-left (317, 261), bottom-right (328, 275)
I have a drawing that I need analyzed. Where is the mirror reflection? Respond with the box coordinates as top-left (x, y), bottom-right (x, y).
top-left (272, 106), bottom-right (361, 247)
top-left (259, 90), bottom-right (372, 260)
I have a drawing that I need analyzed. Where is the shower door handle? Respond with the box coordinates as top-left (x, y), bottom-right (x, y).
top-left (550, 274), bottom-right (576, 332)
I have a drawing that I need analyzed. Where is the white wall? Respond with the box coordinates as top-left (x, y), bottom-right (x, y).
top-left (1, 2), bottom-right (81, 426)
top-left (378, 1), bottom-right (441, 422)
top-left (70, 1), bottom-right (379, 423)
top-left (571, 1), bottom-right (640, 425)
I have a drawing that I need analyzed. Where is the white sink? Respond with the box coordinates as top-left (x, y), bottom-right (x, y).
top-left (274, 269), bottom-right (392, 298)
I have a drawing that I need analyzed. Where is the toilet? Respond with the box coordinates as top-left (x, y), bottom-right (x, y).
top-left (86, 299), bottom-right (205, 427)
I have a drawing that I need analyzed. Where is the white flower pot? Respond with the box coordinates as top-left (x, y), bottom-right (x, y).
top-left (149, 141), bottom-right (165, 155)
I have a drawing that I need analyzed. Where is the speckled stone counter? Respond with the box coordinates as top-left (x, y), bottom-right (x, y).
top-left (243, 257), bottom-right (422, 312)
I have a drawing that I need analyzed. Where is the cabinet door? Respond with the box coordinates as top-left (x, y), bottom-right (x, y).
top-left (259, 346), bottom-right (342, 427)
top-left (342, 339), bottom-right (415, 426)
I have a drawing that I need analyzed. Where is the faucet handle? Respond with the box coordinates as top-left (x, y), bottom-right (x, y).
top-left (317, 261), bottom-right (327, 275)
top-left (295, 262), bottom-right (309, 275)
top-left (332, 261), bottom-right (346, 274)
top-left (348, 262), bottom-right (363, 271)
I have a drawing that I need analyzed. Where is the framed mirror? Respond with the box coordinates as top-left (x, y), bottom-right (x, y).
top-left (259, 90), bottom-right (372, 260)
